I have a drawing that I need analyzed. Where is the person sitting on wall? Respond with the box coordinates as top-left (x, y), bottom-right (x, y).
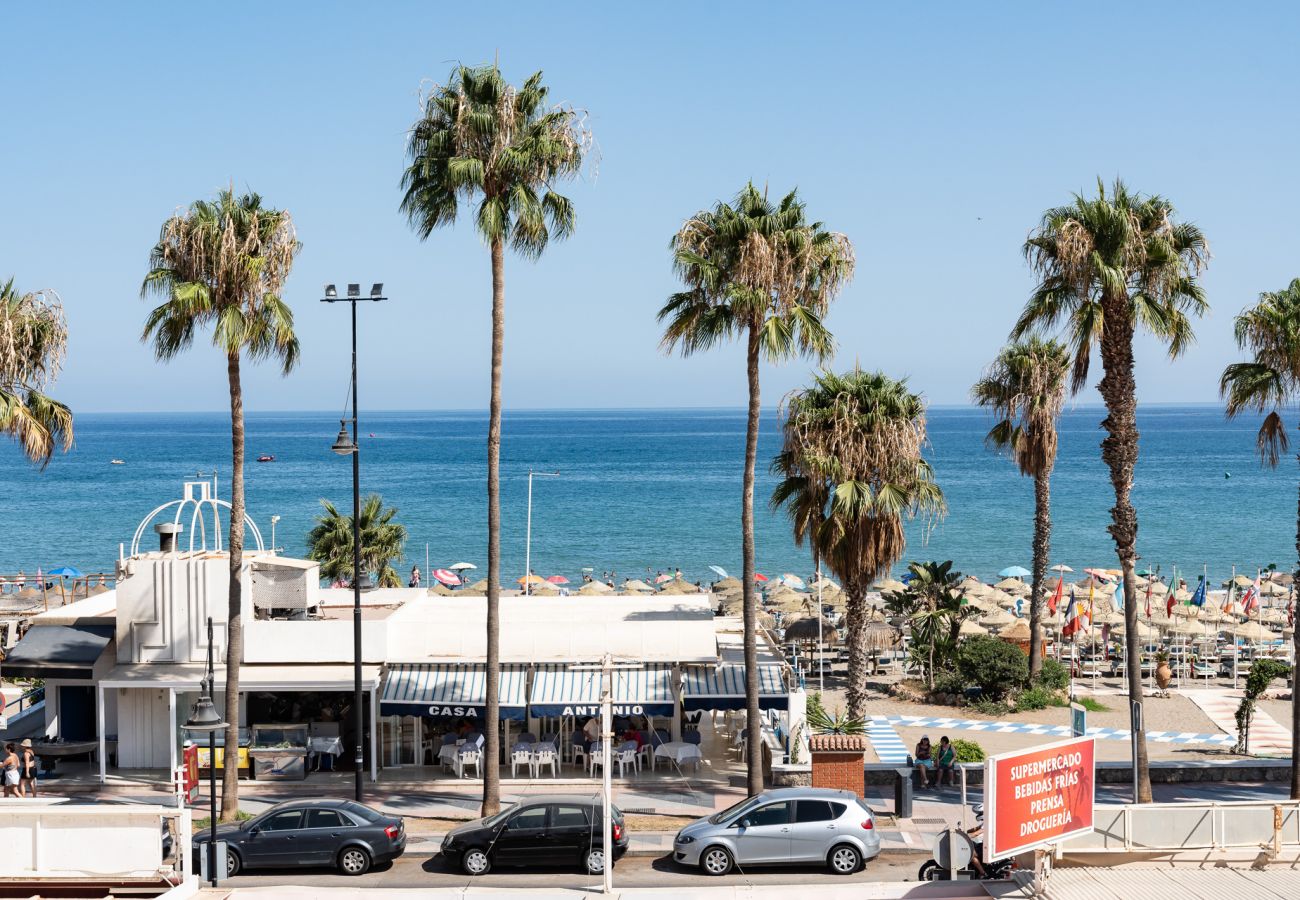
top-left (936, 735), bottom-right (956, 787)
top-left (914, 736), bottom-right (935, 788)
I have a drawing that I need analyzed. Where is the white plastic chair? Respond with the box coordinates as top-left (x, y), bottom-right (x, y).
top-left (511, 748), bottom-right (532, 777)
top-left (456, 747), bottom-right (482, 778)
top-left (589, 742), bottom-right (605, 776)
top-left (532, 746), bottom-right (558, 778)
top-left (616, 746), bottom-right (638, 778)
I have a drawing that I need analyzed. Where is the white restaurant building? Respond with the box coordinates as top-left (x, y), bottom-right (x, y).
top-left (3, 483), bottom-right (802, 783)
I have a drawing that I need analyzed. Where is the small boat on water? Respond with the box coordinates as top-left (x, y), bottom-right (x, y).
top-left (256, 455), bottom-right (275, 463)
top-left (111, 459), bottom-right (125, 465)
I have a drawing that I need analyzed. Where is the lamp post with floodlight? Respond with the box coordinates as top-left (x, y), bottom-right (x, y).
top-left (322, 282), bottom-right (385, 802)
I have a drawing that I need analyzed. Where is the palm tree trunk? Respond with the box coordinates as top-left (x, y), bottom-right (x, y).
top-left (1291, 463), bottom-right (1299, 800)
top-left (1097, 307), bottom-right (1151, 803)
top-left (844, 586), bottom-right (868, 717)
top-left (220, 350), bottom-right (244, 822)
top-left (482, 237), bottom-right (505, 816)
top-left (742, 323), bottom-right (763, 796)
top-left (1029, 468), bottom-right (1052, 678)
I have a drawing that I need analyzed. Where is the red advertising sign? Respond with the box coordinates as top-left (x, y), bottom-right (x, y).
top-left (983, 735), bottom-right (1094, 861)
top-left (181, 744), bottom-right (199, 804)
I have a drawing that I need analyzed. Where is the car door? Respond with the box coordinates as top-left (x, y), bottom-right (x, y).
top-left (494, 805), bottom-right (550, 866)
top-left (547, 804), bottom-right (593, 861)
top-left (789, 799), bottom-right (843, 862)
top-left (300, 808), bottom-right (353, 865)
top-left (245, 809), bottom-right (305, 867)
top-left (731, 801), bottom-right (792, 864)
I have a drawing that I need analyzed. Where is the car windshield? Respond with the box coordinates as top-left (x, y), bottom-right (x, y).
top-left (481, 803), bottom-right (519, 829)
top-left (709, 796), bottom-right (761, 825)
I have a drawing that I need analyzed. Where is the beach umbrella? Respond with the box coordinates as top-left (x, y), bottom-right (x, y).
top-left (979, 607), bottom-right (1015, 627)
top-left (89, 584), bottom-right (110, 596)
top-left (531, 584), bottom-right (560, 596)
top-left (783, 616), bottom-right (837, 643)
top-left (715, 576), bottom-right (742, 592)
top-left (709, 565), bottom-right (729, 579)
top-left (46, 565), bottom-right (83, 579)
top-left (998, 565), bottom-right (1031, 579)
top-left (809, 576), bottom-right (840, 591)
top-left (993, 577), bottom-right (1023, 591)
top-left (621, 579), bottom-right (655, 593)
top-left (1261, 580), bottom-right (1288, 597)
top-left (1168, 619), bottom-right (1203, 636)
top-left (998, 619), bottom-right (1032, 643)
top-left (660, 579), bottom-right (700, 594)
top-left (1083, 568), bottom-right (1115, 582)
top-left (1050, 564), bottom-right (1075, 574)
top-left (449, 562), bottom-right (477, 571)
top-left (432, 568), bottom-right (461, 586)
top-left (1095, 611), bottom-right (1125, 626)
top-left (959, 618), bottom-right (988, 637)
top-left (428, 583), bottom-right (457, 596)
top-left (1146, 581), bottom-right (1169, 595)
top-left (653, 573), bottom-right (674, 584)
top-left (577, 580), bottom-right (613, 595)
top-left (546, 575), bottom-right (570, 585)
top-left (862, 621), bottom-right (902, 651)
top-left (873, 578), bottom-right (907, 593)
top-left (753, 573), bottom-right (769, 583)
top-left (1234, 621), bottom-right (1276, 642)
top-left (781, 573), bottom-right (806, 590)
top-left (1259, 608), bottom-right (1287, 624)
top-left (1272, 572), bottom-right (1294, 586)
top-left (1230, 574), bottom-right (1254, 588)
top-left (518, 574), bottom-right (547, 587)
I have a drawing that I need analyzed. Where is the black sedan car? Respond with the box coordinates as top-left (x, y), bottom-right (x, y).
top-left (193, 799), bottom-right (405, 877)
top-left (440, 794), bottom-right (628, 876)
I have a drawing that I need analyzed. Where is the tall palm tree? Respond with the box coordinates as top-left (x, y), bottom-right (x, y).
top-left (1012, 179), bottom-right (1208, 802)
top-left (771, 369), bottom-right (943, 717)
top-left (882, 561), bottom-right (968, 690)
top-left (662, 184), bottom-right (854, 794)
top-left (972, 338), bottom-right (1069, 677)
top-left (142, 188), bottom-right (300, 821)
top-left (0, 278), bottom-right (73, 466)
top-left (306, 494), bottom-right (409, 588)
top-left (401, 63), bottom-right (588, 815)
top-left (1219, 277), bottom-right (1300, 798)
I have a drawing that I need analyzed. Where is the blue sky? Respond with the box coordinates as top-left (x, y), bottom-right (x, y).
top-left (3, 2), bottom-right (1298, 412)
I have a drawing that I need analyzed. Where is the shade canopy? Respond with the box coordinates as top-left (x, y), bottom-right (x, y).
top-left (529, 663), bottom-right (675, 718)
top-left (1, 624), bottom-right (113, 679)
top-left (449, 562), bottom-right (477, 571)
top-left (379, 663), bottom-right (527, 721)
top-left (682, 663), bottom-right (786, 711)
top-left (998, 566), bottom-right (1031, 578)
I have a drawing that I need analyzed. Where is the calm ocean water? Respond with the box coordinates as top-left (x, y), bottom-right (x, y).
top-left (0, 406), bottom-right (1293, 585)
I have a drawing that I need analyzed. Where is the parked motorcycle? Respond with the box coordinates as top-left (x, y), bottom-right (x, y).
top-left (917, 805), bottom-right (1015, 882)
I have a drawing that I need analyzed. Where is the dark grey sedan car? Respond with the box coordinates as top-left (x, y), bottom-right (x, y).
top-left (193, 799), bottom-right (405, 877)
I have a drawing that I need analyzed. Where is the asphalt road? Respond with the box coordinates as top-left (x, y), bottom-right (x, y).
top-left (222, 850), bottom-right (931, 889)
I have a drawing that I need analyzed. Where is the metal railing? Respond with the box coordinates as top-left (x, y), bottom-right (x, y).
top-left (1062, 800), bottom-right (1300, 853)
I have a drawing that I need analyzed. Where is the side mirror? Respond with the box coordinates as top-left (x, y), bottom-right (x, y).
top-left (738, 819), bottom-right (751, 829)
top-left (248, 827), bottom-right (260, 836)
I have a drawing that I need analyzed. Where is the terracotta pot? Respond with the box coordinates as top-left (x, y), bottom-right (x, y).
top-left (1155, 661), bottom-right (1172, 691)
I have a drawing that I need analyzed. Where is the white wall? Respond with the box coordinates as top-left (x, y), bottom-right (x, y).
top-left (116, 554), bottom-right (242, 665)
top-left (244, 619), bottom-right (387, 664)
top-left (0, 802), bottom-right (179, 878)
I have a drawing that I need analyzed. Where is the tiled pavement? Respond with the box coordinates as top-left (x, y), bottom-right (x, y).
top-left (1186, 688), bottom-right (1291, 754)
top-left (868, 714), bottom-right (1237, 750)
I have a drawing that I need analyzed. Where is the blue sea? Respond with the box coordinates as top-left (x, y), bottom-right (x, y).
top-left (0, 406), bottom-right (1292, 585)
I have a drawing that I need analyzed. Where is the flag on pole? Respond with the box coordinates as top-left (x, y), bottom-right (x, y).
top-left (1144, 579), bottom-right (1152, 618)
top-left (1223, 582), bottom-right (1235, 617)
top-left (1112, 579), bottom-right (1123, 611)
top-left (1062, 595), bottom-right (1090, 638)
top-left (1241, 577), bottom-right (1260, 615)
top-left (1087, 582), bottom-right (1095, 622)
top-left (1048, 576), bottom-right (1064, 616)
top-left (1189, 576), bottom-right (1207, 607)
top-left (1166, 576), bottom-right (1176, 618)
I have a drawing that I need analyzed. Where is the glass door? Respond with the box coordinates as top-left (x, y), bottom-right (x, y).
top-left (382, 716), bottom-right (420, 767)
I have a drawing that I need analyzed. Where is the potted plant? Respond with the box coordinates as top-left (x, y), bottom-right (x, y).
top-left (1154, 649), bottom-right (1172, 694)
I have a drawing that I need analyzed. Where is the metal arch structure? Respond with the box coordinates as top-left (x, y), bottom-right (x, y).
top-left (130, 481), bottom-right (265, 557)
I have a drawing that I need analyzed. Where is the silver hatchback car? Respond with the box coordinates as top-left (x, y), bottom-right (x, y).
top-left (673, 787), bottom-right (880, 876)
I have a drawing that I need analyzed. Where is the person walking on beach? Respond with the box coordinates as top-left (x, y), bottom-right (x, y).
top-left (19, 740), bottom-right (37, 797)
top-left (2, 744), bottom-right (20, 797)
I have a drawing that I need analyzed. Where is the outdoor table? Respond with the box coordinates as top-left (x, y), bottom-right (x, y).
top-left (439, 740), bottom-right (465, 769)
top-left (653, 741), bottom-right (702, 771)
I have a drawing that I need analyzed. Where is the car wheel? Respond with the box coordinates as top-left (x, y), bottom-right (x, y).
top-left (225, 849), bottom-right (241, 877)
top-left (584, 846), bottom-right (605, 875)
top-left (338, 846), bottom-right (371, 876)
top-left (700, 845), bottom-right (733, 876)
top-left (828, 843), bottom-right (861, 875)
top-left (462, 848), bottom-right (491, 876)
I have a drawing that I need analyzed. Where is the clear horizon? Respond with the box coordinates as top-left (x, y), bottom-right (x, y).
top-left (5, 3), bottom-right (1298, 414)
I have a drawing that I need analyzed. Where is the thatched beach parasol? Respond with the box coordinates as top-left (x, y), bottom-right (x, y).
top-left (621, 579), bottom-right (655, 593)
top-left (577, 580), bottom-right (613, 595)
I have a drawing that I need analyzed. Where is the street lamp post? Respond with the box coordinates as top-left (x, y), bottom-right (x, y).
top-left (323, 282), bottom-right (385, 802)
top-left (523, 470), bottom-right (559, 596)
top-left (183, 616), bottom-right (226, 888)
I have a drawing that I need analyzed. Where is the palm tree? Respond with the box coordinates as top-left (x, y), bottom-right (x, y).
top-left (141, 188), bottom-right (300, 821)
top-left (882, 561), bottom-right (969, 690)
top-left (0, 278), bottom-right (73, 466)
top-left (1013, 179), bottom-right (1209, 802)
top-left (401, 63), bottom-right (588, 816)
top-left (1219, 277), bottom-right (1300, 798)
top-left (306, 494), bottom-right (408, 588)
top-left (771, 369), bottom-right (943, 717)
top-left (972, 338), bottom-right (1069, 677)
top-left (662, 184), bottom-right (854, 794)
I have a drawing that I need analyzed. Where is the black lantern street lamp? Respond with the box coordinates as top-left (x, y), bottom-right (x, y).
top-left (183, 616), bottom-right (226, 888)
top-left (322, 282), bottom-right (385, 802)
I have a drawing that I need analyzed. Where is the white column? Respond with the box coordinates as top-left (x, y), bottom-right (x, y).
top-left (97, 685), bottom-right (107, 783)
top-left (369, 687), bottom-right (378, 782)
top-left (168, 689), bottom-right (178, 777)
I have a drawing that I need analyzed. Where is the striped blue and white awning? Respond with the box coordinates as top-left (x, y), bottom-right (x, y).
top-left (530, 663), bottom-right (675, 718)
top-left (380, 664), bottom-right (527, 721)
top-left (682, 663), bottom-right (787, 711)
